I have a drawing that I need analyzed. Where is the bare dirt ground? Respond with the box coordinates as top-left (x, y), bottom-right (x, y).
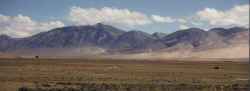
top-left (0, 58), bottom-right (248, 91)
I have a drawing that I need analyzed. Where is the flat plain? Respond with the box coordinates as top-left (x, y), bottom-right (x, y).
top-left (0, 58), bottom-right (248, 91)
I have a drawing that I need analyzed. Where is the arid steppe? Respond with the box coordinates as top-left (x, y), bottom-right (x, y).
top-left (0, 58), bottom-right (248, 91)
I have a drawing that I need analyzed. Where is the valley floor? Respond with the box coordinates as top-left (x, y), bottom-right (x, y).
top-left (0, 58), bottom-right (248, 91)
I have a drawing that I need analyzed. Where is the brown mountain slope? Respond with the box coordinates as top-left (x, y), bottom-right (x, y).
top-left (0, 24), bottom-right (248, 59)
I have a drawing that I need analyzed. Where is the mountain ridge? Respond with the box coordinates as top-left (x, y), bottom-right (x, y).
top-left (0, 23), bottom-right (248, 58)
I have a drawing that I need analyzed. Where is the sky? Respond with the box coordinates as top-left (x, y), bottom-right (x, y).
top-left (0, 0), bottom-right (249, 38)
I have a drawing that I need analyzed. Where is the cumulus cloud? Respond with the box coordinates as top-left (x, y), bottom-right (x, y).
top-left (176, 18), bottom-right (187, 23)
top-left (151, 15), bottom-right (175, 23)
top-left (179, 25), bottom-right (189, 30)
top-left (151, 15), bottom-right (186, 23)
top-left (196, 4), bottom-right (249, 27)
top-left (68, 6), bottom-right (152, 26)
top-left (0, 14), bottom-right (65, 38)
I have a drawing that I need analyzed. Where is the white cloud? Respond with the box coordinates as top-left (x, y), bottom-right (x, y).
top-left (196, 4), bottom-right (249, 27)
top-left (68, 6), bottom-right (152, 26)
top-left (179, 25), bottom-right (189, 30)
top-left (151, 15), bottom-right (187, 23)
top-left (176, 18), bottom-right (187, 23)
top-left (0, 14), bottom-right (65, 38)
top-left (151, 15), bottom-right (175, 23)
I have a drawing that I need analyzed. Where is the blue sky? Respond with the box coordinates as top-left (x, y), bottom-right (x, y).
top-left (0, 0), bottom-right (249, 37)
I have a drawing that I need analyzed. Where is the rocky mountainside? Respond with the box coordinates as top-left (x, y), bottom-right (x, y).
top-left (0, 23), bottom-right (125, 51)
top-left (0, 23), bottom-right (248, 58)
top-left (152, 32), bottom-right (167, 39)
top-left (111, 30), bottom-right (165, 53)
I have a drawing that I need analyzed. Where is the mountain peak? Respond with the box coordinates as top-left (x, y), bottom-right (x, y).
top-left (93, 23), bottom-right (105, 28)
top-left (152, 32), bottom-right (167, 39)
top-left (209, 27), bottom-right (248, 37)
top-left (162, 27), bottom-right (208, 48)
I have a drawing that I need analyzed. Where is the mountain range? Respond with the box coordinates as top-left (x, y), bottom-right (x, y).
top-left (0, 23), bottom-right (249, 59)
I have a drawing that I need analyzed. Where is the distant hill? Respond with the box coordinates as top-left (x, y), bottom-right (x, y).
top-left (0, 23), bottom-right (248, 58)
top-left (152, 32), bottom-right (167, 39)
